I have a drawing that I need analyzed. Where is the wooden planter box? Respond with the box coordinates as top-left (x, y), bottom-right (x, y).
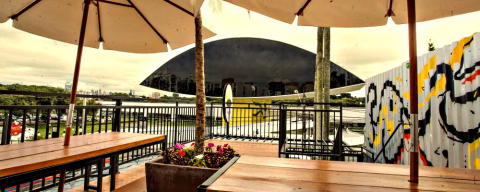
top-left (145, 157), bottom-right (218, 192)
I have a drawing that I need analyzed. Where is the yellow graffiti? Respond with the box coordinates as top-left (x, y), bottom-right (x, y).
top-left (448, 34), bottom-right (474, 68)
top-left (403, 91), bottom-right (410, 101)
top-left (395, 77), bottom-right (403, 82)
top-left (223, 98), bottom-right (272, 126)
top-left (419, 75), bottom-right (446, 108)
top-left (379, 106), bottom-right (395, 136)
top-left (418, 55), bottom-right (437, 94)
top-left (467, 137), bottom-right (480, 169)
top-left (373, 132), bottom-right (381, 147)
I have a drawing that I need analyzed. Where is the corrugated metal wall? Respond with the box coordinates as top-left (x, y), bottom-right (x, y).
top-left (365, 33), bottom-right (480, 169)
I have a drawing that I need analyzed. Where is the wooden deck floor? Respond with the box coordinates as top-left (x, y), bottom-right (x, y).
top-left (68, 140), bottom-right (480, 192)
top-left (207, 155), bottom-right (480, 192)
top-left (67, 139), bottom-right (277, 191)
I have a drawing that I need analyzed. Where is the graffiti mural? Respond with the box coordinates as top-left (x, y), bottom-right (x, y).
top-left (365, 33), bottom-right (480, 169)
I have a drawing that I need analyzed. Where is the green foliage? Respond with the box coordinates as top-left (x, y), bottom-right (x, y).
top-left (428, 39), bottom-right (436, 51)
top-left (110, 92), bottom-right (130, 97)
top-left (0, 84), bottom-right (70, 112)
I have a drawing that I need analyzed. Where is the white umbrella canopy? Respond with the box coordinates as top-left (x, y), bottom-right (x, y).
top-left (0, 0), bottom-right (215, 147)
top-left (0, 0), bottom-right (215, 53)
top-left (225, 0), bottom-right (480, 27)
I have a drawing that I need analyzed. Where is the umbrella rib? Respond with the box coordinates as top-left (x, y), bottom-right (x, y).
top-left (96, 0), bottom-right (132, 8)
top-left (164, 0), bottom-right (194, 17)
top-left (126, 0), bottom-right (168, 44)
top-left (96, 2), bottom-right (104, 42)
top-left (295, 0), bottom-right (311, 16)
top-left (10, 0), bottom-right (42, 20)
top-left (385, 0), bottom-right (395, 17)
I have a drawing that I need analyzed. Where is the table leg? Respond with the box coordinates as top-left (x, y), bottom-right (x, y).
top-left (84, 165), bottom-right (92, 191)
top-left (97, 159), bottom-right (104, 192)
top-left (58, 169), bottom-right (66, 192)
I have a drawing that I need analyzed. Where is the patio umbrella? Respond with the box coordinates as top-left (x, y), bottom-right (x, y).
top-left (224, 0), bottom-right (480, 183)
top-left (0, 0), bottom-right (215, 146)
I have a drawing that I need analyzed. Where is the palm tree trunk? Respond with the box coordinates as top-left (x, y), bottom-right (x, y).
top-left (194, 11), bottom-right (206, 155)
top-left (322, 27), bottom-right (331, 142)
top-left (314, 27), bottom-right (324, 142)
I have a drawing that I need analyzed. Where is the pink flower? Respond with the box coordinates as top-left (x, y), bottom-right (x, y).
top-left (175, 143), bottom-right (184, 150)
top-left (207, 143), bottom-right (215, 147)
top-left (216, 151), bottom-right (224, 155)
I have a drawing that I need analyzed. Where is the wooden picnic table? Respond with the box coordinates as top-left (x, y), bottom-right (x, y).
top-left (0, 132), bottom-right (166, 191)
top-left (205, 155), bottom-right (480, 192)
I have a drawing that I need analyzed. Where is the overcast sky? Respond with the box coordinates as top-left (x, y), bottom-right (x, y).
top-left (2, 2), bottom-right (480, 97)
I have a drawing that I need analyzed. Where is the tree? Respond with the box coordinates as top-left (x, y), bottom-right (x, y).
top-left (315, 27), bottom-right (331, 143)
top-left (322, 27), bottom-right (331, 142)
top-left (428, 39), bottom-right (435, 51)
top-left (314, 27), bottom-right (324, 142)
top-left (193, 0), bottom-right (222, 156)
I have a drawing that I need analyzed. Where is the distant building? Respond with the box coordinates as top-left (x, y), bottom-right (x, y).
top-left (140, 38), bottom-right (364, 98)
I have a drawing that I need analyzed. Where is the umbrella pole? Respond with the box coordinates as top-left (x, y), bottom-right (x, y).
top-left (58, 1), bottom-right (91, 192)
top-left (64, 0), bottom-right (92, 147)
top-left (407, 0), bottom-right (419, 183)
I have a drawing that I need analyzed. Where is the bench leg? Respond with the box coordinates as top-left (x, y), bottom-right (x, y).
top-left (97, 159), bottom-right (104, 192)
top-left (58, 169), bottom-right (66, 192)
top-left (110, 155), bottom-right (117, 191)
top-left (84, 165), bottom-right (92, 191)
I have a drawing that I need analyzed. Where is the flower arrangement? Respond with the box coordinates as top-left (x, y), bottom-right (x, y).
top-left (162, 142), bottom-right (236, 169)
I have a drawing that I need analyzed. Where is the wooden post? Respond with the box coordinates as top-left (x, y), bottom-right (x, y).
top-left (407, 0), bottom-right (419, 183)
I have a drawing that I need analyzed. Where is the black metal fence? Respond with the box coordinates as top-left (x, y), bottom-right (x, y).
top-left (277, 103), bottom-right (343, 160)
top-left (0, 103), bottom-right (197, 192)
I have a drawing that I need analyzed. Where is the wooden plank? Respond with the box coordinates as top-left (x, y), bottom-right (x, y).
top-left (208, 175), bottom-right (423, 192)
top-left (0, 134), bottom-right (164, 177)
top-left (237, 156), bottom-right (480, 181)
top-left (68, 163), bottom-right (148, 192)
top-left (113, 177), bottom-right (146, 192)
top-left (0, 133), bottom-right (141, 161)
top-left (206, 139), bottom-right (278, 158)
top-left (215, 163), bottom-right (480, 191)
top-left (0, 132), bottom-right (139, 152)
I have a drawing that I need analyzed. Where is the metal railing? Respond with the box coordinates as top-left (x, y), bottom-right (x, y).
top-left (209, 102), bottom-right (282, 141)
top-left (277, 103), bottom-right (345, 161)
top-left (0, 91), bottom-right (372, 191)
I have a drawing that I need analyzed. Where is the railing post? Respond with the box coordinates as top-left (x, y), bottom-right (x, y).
top-left (278, 108), bottom-right (287, 158)
top-left (174, 102), bottom-right (178, 144)
top-left (209, 102), bottom-right (214, 139)
top-left (333, 104), bottom-right (343, 161)
top-left (1, 110), bottom-right (10, 145)
top-left (113, 99), bottom-right (122, 132)
top-left (52, 110), bottom-right (60, 138)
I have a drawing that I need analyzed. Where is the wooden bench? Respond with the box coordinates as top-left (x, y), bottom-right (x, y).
top-left (0, 132), bottom-right (165, 191)
top-left (205, 155), bottom-right (480, 191)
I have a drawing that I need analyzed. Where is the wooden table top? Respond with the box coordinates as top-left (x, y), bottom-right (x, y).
top-left (0, 132), bottom-right (165, 178)
top-left (207, 155), bottom-right (480, 192)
